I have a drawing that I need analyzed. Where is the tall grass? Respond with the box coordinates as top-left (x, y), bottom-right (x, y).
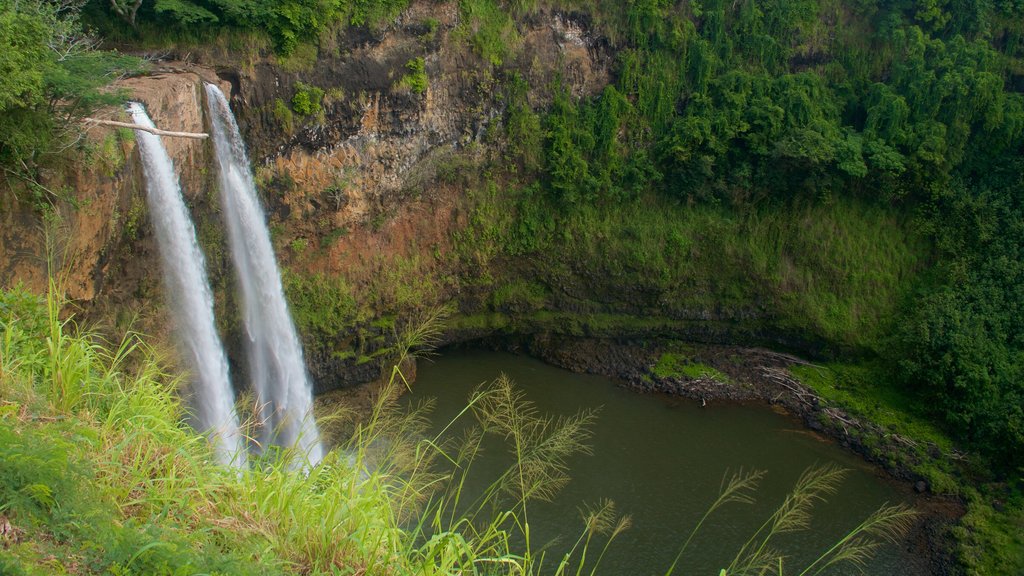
top-left (0, 283), bottom-right (915, 575)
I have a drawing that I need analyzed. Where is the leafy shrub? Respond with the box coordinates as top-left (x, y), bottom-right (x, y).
top-left (291, 82), bottom-right (324, 116)
top-left (397, 57), bottom-right (428, 94)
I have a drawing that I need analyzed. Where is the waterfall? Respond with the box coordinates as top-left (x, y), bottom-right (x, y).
top-left (204, 85), bottom-right (324, 467)
top-left (128, 102), bottom-right (245, 468)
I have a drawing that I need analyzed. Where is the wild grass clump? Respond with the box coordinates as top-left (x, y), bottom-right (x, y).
top-left (0, 284), bottom-right (409, 573)
top-left (0, 282), bottom-right (599, 574)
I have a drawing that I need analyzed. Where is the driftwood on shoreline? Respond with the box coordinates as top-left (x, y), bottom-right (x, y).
top-left (83, 118), bottom-right (209, 140)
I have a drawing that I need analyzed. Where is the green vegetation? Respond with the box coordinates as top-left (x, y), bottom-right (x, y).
top-left (0, 0), bottom-right (141, 209)
top-left (0, 285), bottom-right (918, 575)
top-left (789, 363), bottom-right (960, 493)
top-left (462, 0), bottom-right (1024, 474)
top-left (654, 352), bottom-right (728, 383)
top-left (454, 0), bottom-right (519, 66)
top-left (955, 489), bottom-right (1024, 575)
top-left (492, 279), bottom-right (548, 312)
top-left (283, 271), bottom-right (363, 339)
top-left (86, 0), bottom-right (412, 54)
top-left (3, 0), bottom-right (1024, 571)
top-left (398, 56), bottom-right (428, 94)
top-left (443, 3), bottom-right (1024, 566)
top-left (291, 82), bottom-right (324, 116)
top-left (272, 97), bottom-right (295, 133)
top-left (457, 186), bottom-right (919, 351)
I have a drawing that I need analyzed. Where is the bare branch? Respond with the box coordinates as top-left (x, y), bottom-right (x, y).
top-left (83, 118), bottom-right (210, 139)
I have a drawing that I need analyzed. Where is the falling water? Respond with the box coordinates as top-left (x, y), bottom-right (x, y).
top-left (128, 102), bottom-right (245, 467)
top-left (204, 85), bottom-right (324, 466)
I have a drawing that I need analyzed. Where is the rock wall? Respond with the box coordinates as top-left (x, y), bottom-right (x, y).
top-left (0, 68), bottom-right (227, 311)
top-left (209, 2), bottom-right (611, 281)
top-left (0, 1), bottom-right (615, 392)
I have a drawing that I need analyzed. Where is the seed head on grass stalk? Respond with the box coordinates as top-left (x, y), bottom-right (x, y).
top-left (666, 468), bottom-right (765, 576)
top-left (798, 502), bottom-right (917, 576)
top-left (727, 463), bottom-right (847, 574)
top-left (555, 499), bottom-right (631, 576)
top-left (471, 374), bottom-right (597, 509)
top-left (714, 463), bottom-right (917, 576)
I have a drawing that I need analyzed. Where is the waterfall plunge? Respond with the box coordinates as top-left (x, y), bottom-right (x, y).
top-left (128, 102), bottom-right (246, 468)
top-left (204, 85), bottom-right (324, 467)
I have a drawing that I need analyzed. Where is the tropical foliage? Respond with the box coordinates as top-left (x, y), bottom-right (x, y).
top-left (0, 0), bottom-right (140, 207)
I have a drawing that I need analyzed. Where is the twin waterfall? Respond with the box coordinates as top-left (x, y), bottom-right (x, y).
top-left (130, 86), bottom-right (323, 467)
top-left (205, 85), bottom-right (324, 466)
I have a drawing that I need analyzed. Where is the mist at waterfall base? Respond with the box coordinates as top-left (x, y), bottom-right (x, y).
top-left (409, 351), bottom-right (928, 576)
top-left (205, 84), bottom-right (324, 467)
top-left (128, 103), bottom-right (246, 467)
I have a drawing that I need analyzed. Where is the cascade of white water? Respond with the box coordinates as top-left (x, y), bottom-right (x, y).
top-left (128, 102), bottom-right (245, 467)
top-left (204, 85), bottom-right (324, 467)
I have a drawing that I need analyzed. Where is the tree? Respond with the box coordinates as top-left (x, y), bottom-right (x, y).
top-left (1, 0), bottom-right (140, 207)
top-left (108, 0), bottom-right (142, 29)
top-left (0, 2), bottom-right (50, 112)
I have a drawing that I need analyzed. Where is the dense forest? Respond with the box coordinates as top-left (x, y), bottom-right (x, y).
top-left (2, 0), bottom-right (1024, 573)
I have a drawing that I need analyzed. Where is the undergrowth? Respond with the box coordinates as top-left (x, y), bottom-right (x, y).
top-left (455, 184), bottom-right (920, 351)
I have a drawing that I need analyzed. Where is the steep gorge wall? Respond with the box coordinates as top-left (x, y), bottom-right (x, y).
top-left (0, 1), bottom-right (615, 392)
top-left (0, 69), bottom-right (227, 332)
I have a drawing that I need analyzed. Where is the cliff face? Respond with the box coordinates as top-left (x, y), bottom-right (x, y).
top-left (216, 3), bottom-right (610, 276)
top-left (0, 1), bottom-right (613, 391)
top-left (0, 69), bottom-right (224, 309)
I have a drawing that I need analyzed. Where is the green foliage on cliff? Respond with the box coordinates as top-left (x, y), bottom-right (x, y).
top-left (482, 0), bottom-right (1024, 471)
top-left (291, 81), bottom-right (324, 116)
top-left (458, 184), bottom-right (920, 353)
top-left (455, 0), bottom-right (519, 66)
top-left (284, 271), bottom-right (362, 338)
top-left (0, 0), bottom-right (141, 208)
top-left (86, 0), bottom-right (411, 53)
top-left (398, 56), bottom-right (428, 94)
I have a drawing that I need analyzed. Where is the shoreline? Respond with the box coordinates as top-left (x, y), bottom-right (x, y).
top-left (437, 334), bottom-right (965, 575)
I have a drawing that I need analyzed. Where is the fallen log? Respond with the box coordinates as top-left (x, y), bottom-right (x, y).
top-left (84, 118), bottom-right (209, 139)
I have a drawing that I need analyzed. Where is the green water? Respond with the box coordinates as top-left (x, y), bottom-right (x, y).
top-left (408, 350), bottom-right (927, 575)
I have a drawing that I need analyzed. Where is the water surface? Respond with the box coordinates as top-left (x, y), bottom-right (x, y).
top-left (409, 350), bottom-right (923, 575)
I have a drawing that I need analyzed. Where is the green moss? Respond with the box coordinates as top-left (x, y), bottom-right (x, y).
top-left (321, 226), bottom-right (348, 248)
top-left (653, 352), bottom-right (728, 382)
top-left (491, 280), bottom-right (547, 311)
top-left (272, 98), bottom-right (294, 134)
top-left (448, 312), bottom-right (511, 331)
top-left (283, 271), bottom-right (363, 338)
top-left (277, 42), bottom-right (318, 72)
